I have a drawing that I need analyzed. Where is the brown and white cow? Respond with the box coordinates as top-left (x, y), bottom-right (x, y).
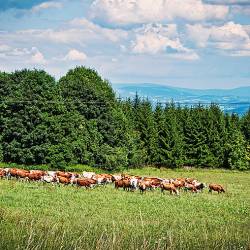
top-left (0, 169), bottom-right (6, 178)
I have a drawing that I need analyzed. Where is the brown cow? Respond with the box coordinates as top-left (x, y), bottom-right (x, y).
top-left (149, 179), bottom-right (162, 188)
top-left (8, 168), bottom-right (20, 178)
top-left (27, 173), bottom-right (42, 182)
top-left (209, 184), bottom-right (225, 194)
top-left (143, 177), bottom-right (160, 182)
top-left (161, 183), bottom-right (179, 195)
top-left (76, 178), bottom-right (96, 188)
top-left (57, 176), bottom-right (71, 185)
top-left (176, 178), bottom-right (186, 182)
top-left (138, 181), bottom-right (153, 193)
top-left (16, 169), bottom-right (30, 180)
top-left (122, 179), bottom-right (131, 191)
top-left (114, 180), bottom-right (124, 189)
top-left (186, 178), bottom-right (195, 184)
top-left (56, 171), bottom-right (72, 179)
top-left (114, 179), bottom-right (131, 191)
top-left (0, 169), bottom-right (6, 178)
top-left (30, 170), bottom-right (46, 176)
top-left (173, 180), bottom-right (185, 189)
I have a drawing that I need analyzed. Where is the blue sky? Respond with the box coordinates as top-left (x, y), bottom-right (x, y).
top-left (0, 0), bottom-right (250, 89)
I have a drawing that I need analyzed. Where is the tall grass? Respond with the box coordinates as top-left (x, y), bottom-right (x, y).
top-left (0, 168), bottom-right (249, 249)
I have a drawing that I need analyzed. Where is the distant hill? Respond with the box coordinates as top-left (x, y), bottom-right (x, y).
top-left (113, 83), bottom-right (250, 115)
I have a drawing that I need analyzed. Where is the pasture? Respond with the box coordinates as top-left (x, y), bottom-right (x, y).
top-left (0, 167), bottom-right (249, 250)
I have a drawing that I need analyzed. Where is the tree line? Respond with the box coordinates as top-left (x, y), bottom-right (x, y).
top-left (0, 67), bottom-right (249, 170)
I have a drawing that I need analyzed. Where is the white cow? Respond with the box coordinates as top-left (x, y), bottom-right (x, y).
top-left (130, 177), bottom-right (138, 191)
top-left (41, 175), bottom-right (56, 183)
top-left (82, 171), bottom-right (96, 179)
top-left (47, 171), bottom-right (57, 177)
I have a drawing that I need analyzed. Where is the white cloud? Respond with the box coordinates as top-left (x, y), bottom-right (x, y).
top-left (130, 23), bottom-right (199, 60)
top-left (30, 47), bottom-right (47, 64)
top-left (186, 22), bottom-right (250, 56)
top-left (64, 49), bottom-right (87, 61)
top-left (2, 19), bottom-right (127, 46)
top-left (31, 1), bottom-right (63, 12)
top-left (0, 44), bottom-right (11, 52)
top-left (69, 18), bottom-right (128, 42)
top-left (91, 0), bottom-right (229, 25)
top-left (0, 45), bottom-right (46, 65)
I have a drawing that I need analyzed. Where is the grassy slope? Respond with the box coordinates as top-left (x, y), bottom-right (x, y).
top-left (0, 168), bottom-right (249, 250)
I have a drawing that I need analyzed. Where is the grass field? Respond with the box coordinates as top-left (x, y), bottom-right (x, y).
top-left (0, 168), bottom-right (249, 250)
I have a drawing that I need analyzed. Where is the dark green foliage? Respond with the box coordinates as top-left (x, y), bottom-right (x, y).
top-left (241, 109), bottom-right (250, 142)
top-left (0, 67), bottom-right (249, 170)
top-left (0, 69), bottom-right (60, 165)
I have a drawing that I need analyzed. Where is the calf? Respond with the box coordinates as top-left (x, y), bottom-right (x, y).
top-left (209, 184), bottom-right (225, 194)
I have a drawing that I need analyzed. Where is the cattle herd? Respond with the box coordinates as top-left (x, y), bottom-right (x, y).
top-left (0, 168), bottom-right (226, 195)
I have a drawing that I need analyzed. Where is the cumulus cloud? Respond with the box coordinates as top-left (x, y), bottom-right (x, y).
top-left (130, 23), bottom-right (199, 60)
top-left (31, 1), bottom-right (63, 12)
top-left (0, 45), bottom-right (46, 64)
top-left (69, 18), bottom-right (128, 42)
top-left (30, 47), bottom-right (47, 64)
top-left (186, 22), bottom-right (250, 56)
top-left (91, 0), bottom-right (229, 25)
top-left (64, 49), bottom-right (87, 61)
top-left (1, 19), bottom-right (128, 46)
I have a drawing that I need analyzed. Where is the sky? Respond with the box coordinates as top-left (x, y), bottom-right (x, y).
top-left (0, 0), bottom-right (250, 89)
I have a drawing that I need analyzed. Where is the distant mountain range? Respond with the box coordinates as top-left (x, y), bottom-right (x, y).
top-left (113, 83), bottom-right (250, 115)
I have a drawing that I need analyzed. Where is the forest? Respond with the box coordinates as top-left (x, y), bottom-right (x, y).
top-left (0, 67), bottom-right (249, 170)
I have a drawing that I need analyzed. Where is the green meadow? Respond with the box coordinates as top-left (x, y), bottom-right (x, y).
top-left (0, 168), bottom-right (249, 250)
